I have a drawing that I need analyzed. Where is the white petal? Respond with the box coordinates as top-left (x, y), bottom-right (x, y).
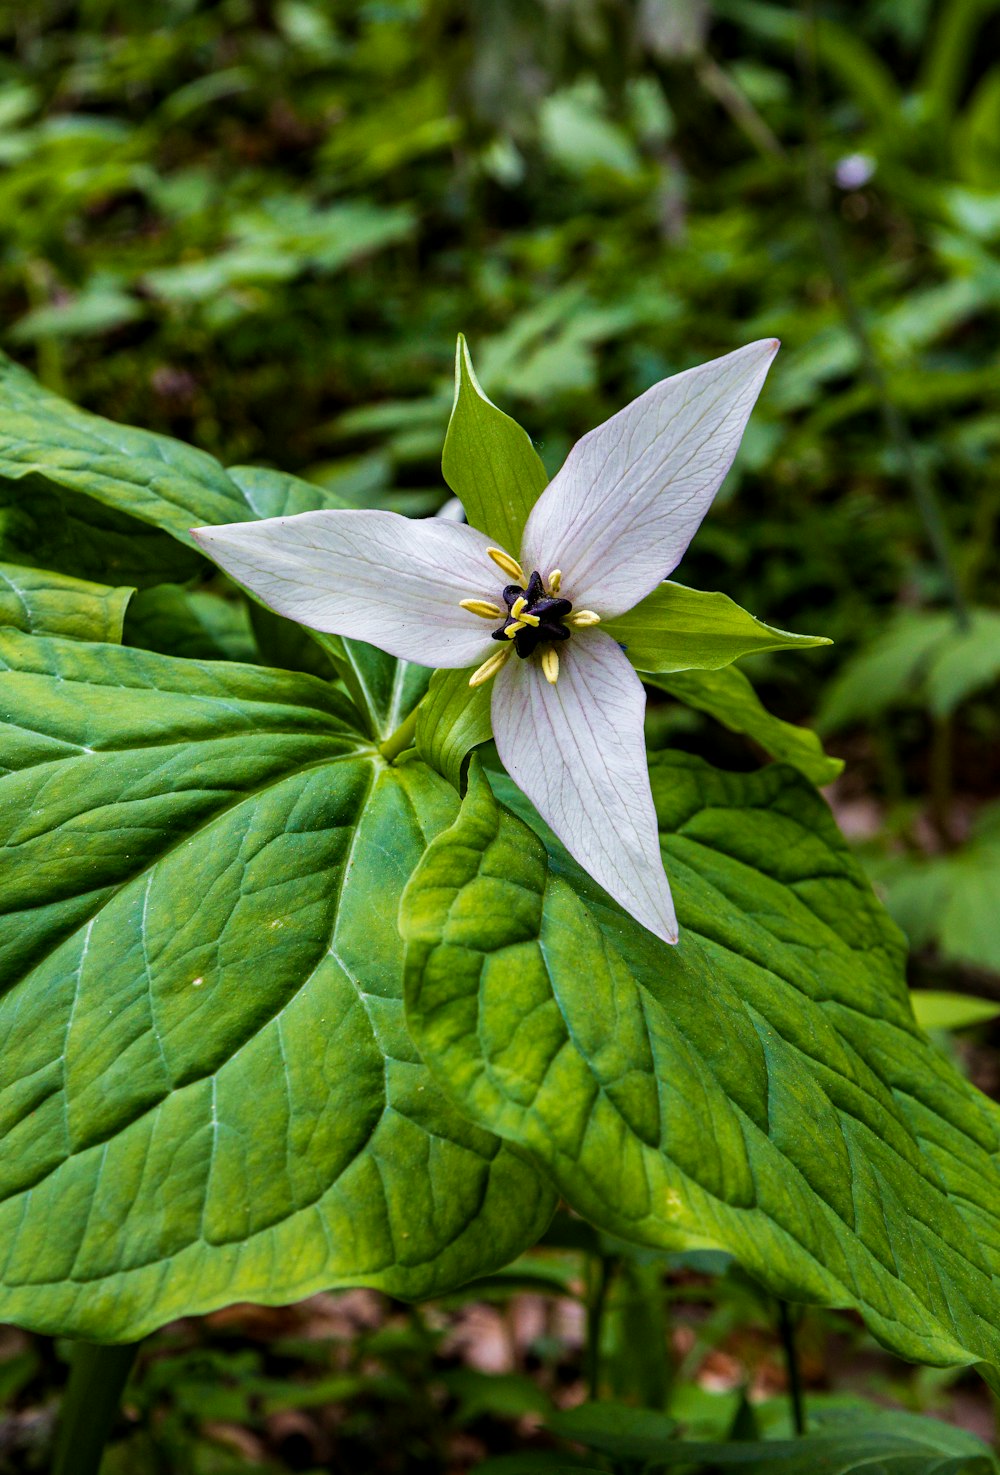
top-left (436, 496), bottom-right (466, 522)
top-left (193, 509), bottom-right (505, 668)
top-left (491, 630), bottom-right (678, 944)
top-left (519, 340), bottom-right (778, 617)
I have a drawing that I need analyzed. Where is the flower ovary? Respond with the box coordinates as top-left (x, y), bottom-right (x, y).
top-left (491, 570), bottom-right (572, 658)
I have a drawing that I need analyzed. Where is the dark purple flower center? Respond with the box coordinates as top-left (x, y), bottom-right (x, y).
top-left (491, 570), bottom-right (573, 658)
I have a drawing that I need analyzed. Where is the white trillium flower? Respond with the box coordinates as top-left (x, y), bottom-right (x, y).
top-left (193, 338), bottom-right (779, 947)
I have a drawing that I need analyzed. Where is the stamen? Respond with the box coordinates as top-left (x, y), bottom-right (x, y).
top-left (460, 598), bottom-right (504, 620)
top-left (488, 547), bottom-right (525, 582)
top-left (541, 647), bottom-right (560, 684)
top-left (548, 569), bottom-right (562, 594)
top-left (469, 645), bottom-right (512, 687)
top-left (567, 610), bottom-right (601, 628)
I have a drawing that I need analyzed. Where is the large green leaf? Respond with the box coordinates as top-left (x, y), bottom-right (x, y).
top-left (647, 666), bottom-right (844, 787)
top-left (0, 475), bottom-right (204, 589)
top-left (0, 354), bottom-right (350, 545)
top-left (0, 632), bottom-right (554, 1340)
top-left (0, 561), bottom-right (132, 643)
top-left (402, 756), bottom-right (1000, 1377)
top-left (441, 335), bottom-right (548, 554)
top-left (340, 639), bottom-right (432, 745)
top-left (604, 583), bottom-right (831, 674)
top-left (123, 583), bottom-right (258, 662)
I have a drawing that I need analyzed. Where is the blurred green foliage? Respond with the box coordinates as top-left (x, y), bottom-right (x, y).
top-left (2, 0), bottom-right (997, 652)
top-left (7, 0), bottom-right (996, 978)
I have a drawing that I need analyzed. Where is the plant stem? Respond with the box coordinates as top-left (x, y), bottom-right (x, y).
top-left (798, 0), bottom-right (970, 631)
top-left (53, 1341), bottom-right (139, 1475)
top-left (777, 1301), bottom-right (806, 1435)
top-left (378, 704), bottom-right (420, 763)
top-left (586, 1253), bottom-right (615, 1401)
top-left (695, 55), bottom-right (787, 160)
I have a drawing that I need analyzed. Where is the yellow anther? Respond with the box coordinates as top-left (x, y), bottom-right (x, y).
top-left (548, 569), bottom-right (562, 593)
top-left (459, 598), bottom-right (504, 620)
top-left (505, 621), bottom-right (525, 637)
top-left (469, 646), bottom-right (512, 687)
top-left (487, 547), bottom-right (525, 582)
top-left (510, 596), bottom-right (527, 617)
top-left (568, 609), bottom-right (601, 628)
top-left (541, 647), bottom-right (560, 684)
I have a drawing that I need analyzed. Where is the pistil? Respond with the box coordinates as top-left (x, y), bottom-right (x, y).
top-left (462, 563), bottom-right (599, 688)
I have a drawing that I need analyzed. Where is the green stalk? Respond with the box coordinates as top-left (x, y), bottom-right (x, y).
top-left (586, 1253), bottom-right (615, 1401)
top-left (53, 1341), bottom-right (139, 1475)
top-left (777, 1301), bottom-right (806, 1435)
top-left (378, 703), bottom-right (420, 763)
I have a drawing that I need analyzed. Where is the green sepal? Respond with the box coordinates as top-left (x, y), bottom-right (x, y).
top-left (646, 665), bottom-right (844, 787)
top-left (416, 666), bottom-right (493, 790)
top-left (442, 335), bottom-right (548, 554)
top-left (0, 561), bottom-right (133, 644)
top-left (403, 753), bottom-right (1000, 1378)
top-left (604, 582), bottom-right (831, 673)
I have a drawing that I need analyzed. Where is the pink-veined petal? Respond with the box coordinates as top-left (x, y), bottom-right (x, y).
top-left (491, 630), bottom-right (678, 944)
top-left (519, 340), bottom-right (779, 617)
top-left (193, 509), bottom-right (505, 667)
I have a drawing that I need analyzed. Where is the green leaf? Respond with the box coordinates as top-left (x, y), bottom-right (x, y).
top-left (603, 582), bottom-right (831, 674)
top-left (819, 612), bottom-right (954, 731)
top-left (546, 1402), bottom-right (678, 1462)
top-left (647, 666), bottom-right (844, 787)
top-left (818, 610), bottom-right (1000, 730)
top-left (0, 475), bottom-right (204, 589)
top-left (0, 562), bottom-right (132, 643)
top-left (0, 355), bottom-right (350, 546)
top-left (924, 609), bottom-right (1000, 717)
top-left (339, 640), bottom-right (432, 745)
top-left (416, 667), bottom-right (493, 790)
top-left (441, 335), bottom-right (548, 554)
top-left (877, 808), bottom-right (1000, 975)
top-left (0, 632), bottom-right (554, 1340)
top-left (0, 352), bottom-right (252, 542)
top-left (623, 1405), bottom-right (998, 1472)
top-left (0, 370), bottom-right (428, 740)
top-left (123, 583), bottom-right (257, 662)
top-left (225, 463), bottom-right (350, 521)
top-left (910, 991), bottom-right (1000, 1033)
top-left (9, 281), bottom-right (144, 344)
top-left (403, 756), bottom-right (1000, 1378)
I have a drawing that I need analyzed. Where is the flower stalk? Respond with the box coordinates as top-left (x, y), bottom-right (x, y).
top-left (378, 704), bottom-right (421, 763)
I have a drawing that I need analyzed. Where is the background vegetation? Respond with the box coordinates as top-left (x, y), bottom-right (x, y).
top-left (1, 0), bottom-right (999, 1468)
